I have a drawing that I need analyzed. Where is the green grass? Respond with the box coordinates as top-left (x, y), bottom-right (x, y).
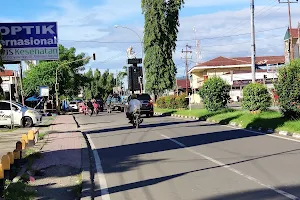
top-left (155, 107), bottom-right (300, 133)
top-left (38, 132), bottom-right (47, 140)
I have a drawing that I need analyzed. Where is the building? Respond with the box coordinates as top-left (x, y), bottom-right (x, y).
top-left (0, 70), bottom-right (20, 100)
top-left (284, 28), bottom-right (300, 62)
top-left (189, 55), bottom-right (285, 103)
top-left (24, 60), bottom-right (39, 71)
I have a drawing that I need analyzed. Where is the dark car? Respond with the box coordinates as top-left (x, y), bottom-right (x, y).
top-left (128, 93), bottom-right (154, 117)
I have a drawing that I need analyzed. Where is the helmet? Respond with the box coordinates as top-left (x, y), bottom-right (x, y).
top-left (131, 94), bottom-right (137, 99)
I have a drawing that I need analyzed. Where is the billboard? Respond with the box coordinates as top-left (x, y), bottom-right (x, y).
top-left (0, 22), bottom-right (58, 61)
top-left (39, 86), bottom-right (49, 97)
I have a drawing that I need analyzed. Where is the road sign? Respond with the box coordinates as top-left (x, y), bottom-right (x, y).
top-left (39, 86), bottom-right (49, 97)
top-left (1, 83), bottom-right (9, 92)
top-left (0, 22), bottom-right (59, 61)
top-left (127, 58), bottom-right (142, 64)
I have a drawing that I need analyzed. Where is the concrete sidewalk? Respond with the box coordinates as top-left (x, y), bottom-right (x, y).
top-left (30, 115), bottom-right (88, 200)
top-left (0, 116), bottom-right (55, 158)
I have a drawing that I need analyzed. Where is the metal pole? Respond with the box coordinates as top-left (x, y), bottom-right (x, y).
top-left (55, 66), bottom-right (59, 113)
top-left (250, 0), bottom-right (256, 83)
top-left (288, 0), bottom-right (294, 60)
top-left (9, 84), bottom-right (13, 129)
top-left (18, 63), bottom-right (25, 105)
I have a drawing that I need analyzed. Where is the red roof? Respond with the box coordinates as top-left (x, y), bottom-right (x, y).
top-left (193, 56), bottom-right (285, 68)
top-left (176, 79), bottom-right (190, 89)
top-left (0, 70), bottom-right (14, 76)
top-left (288, 28), bottom-right (299, 38)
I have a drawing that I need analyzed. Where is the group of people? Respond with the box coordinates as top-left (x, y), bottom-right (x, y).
top-left (82, 99), bottom-right (99, 114)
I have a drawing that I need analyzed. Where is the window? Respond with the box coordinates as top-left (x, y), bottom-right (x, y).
top-left (0, 102), bottom-right (11, 110)
top-left (137, 94), bottom-right (151, 100)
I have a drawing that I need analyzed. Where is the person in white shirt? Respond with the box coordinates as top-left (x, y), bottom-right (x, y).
top-left (126, 94), bottom-right (141, 123)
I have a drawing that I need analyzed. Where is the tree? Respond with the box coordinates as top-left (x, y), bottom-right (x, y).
top-left (198, 77), bottom-right (231, 112)
top-left (242, 83), bottom-right (271, 111)
top-left (116, 66), bottom-right (127, 88)
top-left (83, 68), bottom-right (93, 99)
top-left (275, 59), bottom-right (300, 119)
top-left (23, 44), bottom-right (88, 98)
top-left (142, 0), bottom-right (184, 96)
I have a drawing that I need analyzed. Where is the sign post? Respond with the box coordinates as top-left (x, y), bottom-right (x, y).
top-left (8, 84), bottom-right (13, 129)
top-left (0, 22), bottom-right (59, 61)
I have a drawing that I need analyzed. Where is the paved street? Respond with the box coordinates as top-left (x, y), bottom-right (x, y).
top-left (75, 112), bottom-right (300, 200)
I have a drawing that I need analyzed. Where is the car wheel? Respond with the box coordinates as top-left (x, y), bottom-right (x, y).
top-left (23, 117), bottom-right (33, 127)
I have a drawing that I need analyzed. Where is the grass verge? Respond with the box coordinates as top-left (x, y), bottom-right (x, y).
top-left (154, 107), bottom-right (300, 133)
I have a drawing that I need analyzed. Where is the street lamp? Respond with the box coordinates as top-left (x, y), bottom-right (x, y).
top-left (115, 25), bottom-right (145, 93)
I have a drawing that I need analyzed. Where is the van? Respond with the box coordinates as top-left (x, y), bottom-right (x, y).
top-left (0, 100), bottom-right (42, 127)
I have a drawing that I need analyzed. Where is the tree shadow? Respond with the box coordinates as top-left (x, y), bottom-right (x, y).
top-left (245, 116), bottom-right (293, 132)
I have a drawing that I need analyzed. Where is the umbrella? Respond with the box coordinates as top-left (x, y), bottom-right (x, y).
top-left (25, 96), bottom-right (39, 102)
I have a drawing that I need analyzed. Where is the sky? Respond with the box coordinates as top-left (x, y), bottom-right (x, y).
top-left (1, 0), bottom-right (300, 77)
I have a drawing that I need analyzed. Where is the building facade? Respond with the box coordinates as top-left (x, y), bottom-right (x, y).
top-left (189, 56), bottom-right (285, 103)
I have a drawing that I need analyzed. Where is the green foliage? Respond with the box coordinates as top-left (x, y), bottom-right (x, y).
top-left (198, 76), bottom-right (231, 112)
top-left (175, 94), bottom-right (188, 109)
top-left (142, 0), bottom-right (184, 95)
top-left (83, 69), bottom-right (116, 100)
top-left (4, 180), bottom-right (35, 200)
top-left (116, 66), bottom-right (127, 89)
top-left (242, 83), bottom-right (271, 111)
top-left (23, 45), bottom-right (87, 98)
top-left (156, 94), bottom-right (187, 109)
top-left (275, 59), bottom-right (300, 119)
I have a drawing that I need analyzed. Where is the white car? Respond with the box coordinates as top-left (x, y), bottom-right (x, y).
top-left (69, 101), bottom-right (79, 111)
top-left (0, 100), bottom-right (42, 127)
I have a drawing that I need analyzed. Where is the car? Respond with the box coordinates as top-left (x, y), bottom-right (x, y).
top-left (105, 94), bottom-right (125, 112)
top-left (69, 101), bottom-right (79, 111)
top-left (96, 99), bottom-right (104, 112)
top-left (0, 100), bottom-right (42, 127)
top-left (128, 93), bottom-right (154, 117)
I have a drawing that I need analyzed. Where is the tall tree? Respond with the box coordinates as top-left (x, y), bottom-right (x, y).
top-left (83, 68), bottom-right (93, 99)
top-left (93, 69), bottom-right (102, 98)
top-left (142, 0), bottom-right (184, 96)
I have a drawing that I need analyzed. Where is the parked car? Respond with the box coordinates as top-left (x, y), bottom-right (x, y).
top-left (105, 94), bottom-right (125, 112)
top-left (69, 101), bottom-right (80, 111)
top-left (127, 93), bottom-right (154, 117)
top-left (0, 100), bottom-right (42, 127)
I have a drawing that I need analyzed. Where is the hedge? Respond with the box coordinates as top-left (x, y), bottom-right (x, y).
top-left (156, 94), bottom-right (188, 109)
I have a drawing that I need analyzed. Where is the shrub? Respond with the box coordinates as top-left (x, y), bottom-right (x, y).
top-left (156, 97), bottom-right (167, 108)
top-left (242, 83), bottom-right (271, 111)
top-left (275, 59), bottom-right (300, 119)
top-left (175, 94), bottom-right (188, 109)
top-left (168, 95), bottom-right (177, 109)
top-left (164, 96), bottom-right (171, 108)
top-left (198, 76), bottom-right (231, 112)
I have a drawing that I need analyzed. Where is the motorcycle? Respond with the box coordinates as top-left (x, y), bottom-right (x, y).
top-left (132, 110), bottom-right (143, 129)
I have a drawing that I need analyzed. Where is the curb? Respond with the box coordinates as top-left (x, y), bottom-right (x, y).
top-left (72, 114), bottom-right (93, 200)
top-left (155, 112), bottom-right (300, 140)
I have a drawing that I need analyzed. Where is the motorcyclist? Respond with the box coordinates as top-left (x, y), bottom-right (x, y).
top-left (126, 94), bottom-right (141, 123)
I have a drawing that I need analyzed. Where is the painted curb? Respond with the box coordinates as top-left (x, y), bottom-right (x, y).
top-left (160, 113), bottom-right (300, 140)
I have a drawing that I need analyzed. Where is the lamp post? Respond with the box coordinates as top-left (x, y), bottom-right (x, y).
top-left (55, 53), bottom-right (96, 113)
top-left (115, 25), bottom-right (145, 93)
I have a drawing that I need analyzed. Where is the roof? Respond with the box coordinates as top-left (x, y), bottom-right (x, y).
top-left (0, 70), bottom-right (14, 76)
top-left (284, 28), bottom-right (299, 40)
top-left (191, 55), bottom-right (285, 69)
top-left (176, 79), bottom-right (190, 89)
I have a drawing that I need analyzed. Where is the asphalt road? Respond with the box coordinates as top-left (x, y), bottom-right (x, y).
top-left (75, 111), bottom-right (300, 200)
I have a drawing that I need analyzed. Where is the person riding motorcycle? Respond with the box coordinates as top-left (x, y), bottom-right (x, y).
top-left (86, 100), bottom-right (94, 114)
top-left (126, 94), bottom-right (142, 123)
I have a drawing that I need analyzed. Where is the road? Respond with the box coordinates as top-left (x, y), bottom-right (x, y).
top-left (75, 112), bottom-right (300, 200)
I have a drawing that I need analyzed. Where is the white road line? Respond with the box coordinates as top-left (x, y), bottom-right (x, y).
top-left (86, 133), bottom-right (111, 200)
top-left (161, 134), bottom-right (300, 200)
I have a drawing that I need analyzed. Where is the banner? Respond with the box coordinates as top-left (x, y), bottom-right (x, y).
top-left (0, 22), bottom-right (58, 61)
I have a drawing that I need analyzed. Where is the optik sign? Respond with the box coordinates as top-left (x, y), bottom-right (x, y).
top-left (0, 22), bottom-right (58, 61)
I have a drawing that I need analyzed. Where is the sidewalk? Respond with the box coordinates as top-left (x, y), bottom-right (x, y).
top-left (0, 116), bottom-right (55, 158)
top-left (29, 115), bottom-right (87, 200)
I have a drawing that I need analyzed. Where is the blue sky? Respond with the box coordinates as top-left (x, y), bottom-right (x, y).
top-left (1, 0), bottom-right (300, 77)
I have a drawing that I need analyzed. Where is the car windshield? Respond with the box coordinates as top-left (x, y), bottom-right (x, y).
top-left (137, 94), bottom-right (151, 100)
top-left (13, 101), bottom-right (27, 108)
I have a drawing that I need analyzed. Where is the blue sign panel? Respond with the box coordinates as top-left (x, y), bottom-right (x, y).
top-left (0, 22), bottom-right (59, 61)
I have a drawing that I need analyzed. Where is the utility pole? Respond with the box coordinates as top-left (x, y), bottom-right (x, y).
top-left (18, 63), bottom-right (25, 105)
top-left (181, 44), bottom-right (192, 95)
top-left (298, 22), bottom-right (300, 58)
top-left (278, 0), bottom-right (298, 61)
top-left (193, 27), bottom-right (201, 65)
top-left (250, 0), bottom-right (256, 83)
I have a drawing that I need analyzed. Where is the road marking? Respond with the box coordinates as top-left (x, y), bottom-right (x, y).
top-left (86, 133), bottom-right (111, 200)
top-left (161, 134), bottom-right (300, 200)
